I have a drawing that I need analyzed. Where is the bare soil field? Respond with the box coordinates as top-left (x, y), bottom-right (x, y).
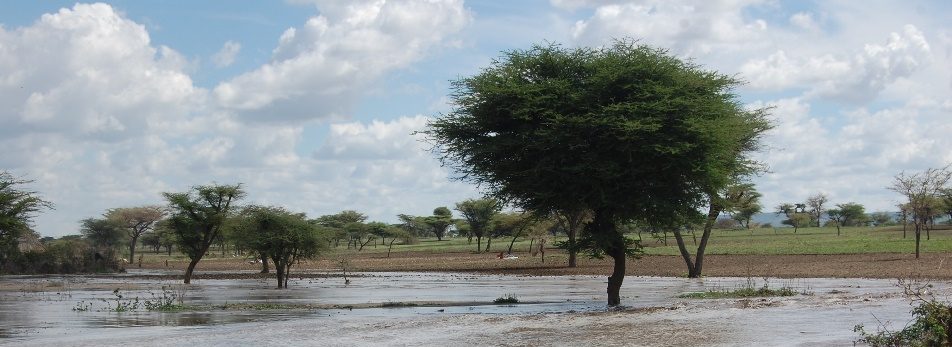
top-left (141, 250), bottom-right (952, 280)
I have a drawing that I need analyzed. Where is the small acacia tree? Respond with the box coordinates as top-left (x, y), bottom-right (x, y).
top-left (106, 206), bottom-right (165, 263)
top-left (233, 206), bottom-right (325, 288)
top-left (726, 184), bottom-right (763, 229)
top-left (424, 207), bottom-right (454, 241)
top-left (806, 193), bottom-right (829, 227)
top-left (455, 198), bottom-right (500, 253)
top-left (163, 184), bottom-right (245, 284)
top-left (826, 202), bottom-right (866, 235)
top-left (889, 166), bottom-right (952, 258)
top-left (425, 41), bottom-right (771, 305)
top-left (80, 217), bottom-right (124, 256)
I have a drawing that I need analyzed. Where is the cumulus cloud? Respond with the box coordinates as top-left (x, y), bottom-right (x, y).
top-left (213, 0), bottom-right (470, 122)
top-left (741, 25), bottom-right (932, 102)
top-left (567, 0), bottom-right (770, 56)
top-left (0, 3), bottom-right (204, 142)
top-left (0, 2), bottom-right (474, 236)
top-left (211, 40), bottom-right (241, 67)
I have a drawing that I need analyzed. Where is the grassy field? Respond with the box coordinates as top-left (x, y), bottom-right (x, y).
top-left (338, 225), bottom-right (952, 256)
top-left (640, 225), bottom-right (952, 256)
top-left (133, 224), bottom-right (952, 266)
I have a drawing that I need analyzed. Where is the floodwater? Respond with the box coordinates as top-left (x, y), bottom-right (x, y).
top-left (0, 270), bottom-right (944, 346)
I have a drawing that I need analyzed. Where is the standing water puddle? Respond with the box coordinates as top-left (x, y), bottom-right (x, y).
top-left (0, 271), bottom-right (944, 346)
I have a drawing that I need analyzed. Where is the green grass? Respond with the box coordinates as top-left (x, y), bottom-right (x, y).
top-left (336, 225), bottom-right (952, 256)
top-left (136, 225), bottom-right (952, 263)
top-left (639, 225), bottom-right (952, 256)
top-left (677, 286), bottom-right (798, 299)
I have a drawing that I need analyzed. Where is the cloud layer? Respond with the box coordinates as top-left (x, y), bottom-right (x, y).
top-left (2, 1), bottom-right (950, 236)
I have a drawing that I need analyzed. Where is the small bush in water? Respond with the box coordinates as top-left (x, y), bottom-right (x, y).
top-left (494, 294), bottom-right (519, 304)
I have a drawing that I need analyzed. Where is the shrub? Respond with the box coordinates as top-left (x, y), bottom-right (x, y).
top-left (855, 300), bottom-right (952, 346)
top-left (494, 294), bottom-right (519, 304)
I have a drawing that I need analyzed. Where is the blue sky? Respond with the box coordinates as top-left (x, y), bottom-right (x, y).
top-left (1, 1), bottom-right (950, 237)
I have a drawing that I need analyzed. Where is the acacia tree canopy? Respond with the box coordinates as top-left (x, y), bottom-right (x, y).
top-left (0, 171), bottom-right (53, 265)
top-left (233, 206), bottom-right (325, 288)
top-left (163, 183), bottom-right (245, 284)
top-left (425, 41), bottom-right (771, 305)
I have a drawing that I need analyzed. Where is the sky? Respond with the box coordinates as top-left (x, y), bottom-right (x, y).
top-left (2, 1), bottom-right (950, 237)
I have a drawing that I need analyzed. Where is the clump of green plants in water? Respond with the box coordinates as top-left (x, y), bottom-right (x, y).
top-left (678, 286), bottom-right (797, 299)
top-left (143, 285), bottom-right (189, 311)
top-left (494, 294), bottom-right (519, 304)
top-left (104, 288), bottom-right (140, 312)
top-left (678, 277), bottom-right (800, 299)
top-left (72, 285), bottom-right (191, 313)
top-left (854, 279), bottom-right (952, 346)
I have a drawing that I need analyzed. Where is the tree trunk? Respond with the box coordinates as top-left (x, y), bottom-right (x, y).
top-left (476, 236), bottom-right (482, 253)
top-left (275, 260), bottom-right (285, 289)
top-left (915, 224), bottom-right (921, 259)
top-left (507, 235), bottom-right (520, 254)
top-left (836, 225), bottom-right (841, 236)
top-left (284, 263), bottom-right (291, 288)
top-left (183, 258), bottom-right (200, 284)
top-left (539, 239), bottom-right (546, 263)
top-left (129, 236), bottom-right (138, 266)
top-left (528, 238), bottom-right (535, 255)
top-left (484, 237), bottom-right (492, 253)
top-left (358, 237), bottom-right (374, 251)
top-left (606, 245), bottom-right (625, 307)
top-left (591, 208), bottom-right (624, 306)
top-left (387, 238), bottom-right (397, 258)
top-left (260, 253), bottom-right (269, 273)
top-left (673, 230), bottom-right (696, 276)
top-left (692, 205), bottom-right (719, 278)
top-left (568, 227), bottom-right (578, 268)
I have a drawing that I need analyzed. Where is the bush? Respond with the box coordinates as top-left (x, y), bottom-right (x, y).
top-left (855, 279), bottom-right (952, 346)
top-left (714, 218), bottom-right (738, 229)
top-left (2, 240), bottom-right (123, 274)
top-left (855, 300), bottom-right (952, 346)
top-left (494, 294), bottom-right (519, 304)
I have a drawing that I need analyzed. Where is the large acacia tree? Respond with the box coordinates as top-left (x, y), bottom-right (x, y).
top-left (1, 172), bottom-right (52, 266)
top-left (425, 41), bottom-right (771, 306)
top-left (163, 184), bottom-right (245, 284)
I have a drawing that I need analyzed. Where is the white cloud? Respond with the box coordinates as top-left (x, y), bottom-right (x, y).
top-left (213, 0), bottom-right (470, 122)
top-left (0, 3), bottom-right (205, 142)
top-left (211, 40), bottom-right (241, 67)
top-left (789, 12), bottom-right (819, 32)
top-left (741, 25), bottom-right (932, 102)
top-left (752, 96), bottom-right (952, 212)
top-left (568, 0), bottom-right (770, 56)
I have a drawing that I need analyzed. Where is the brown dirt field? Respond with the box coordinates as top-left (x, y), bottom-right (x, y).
top-left (141, 250), bottom-right (952, 279)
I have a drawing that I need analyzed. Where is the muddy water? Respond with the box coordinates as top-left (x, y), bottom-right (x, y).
top-left (0, 271), bottom-right (942, 346)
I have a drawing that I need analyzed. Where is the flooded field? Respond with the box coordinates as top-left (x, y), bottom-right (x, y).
top-left (0, 270), bottom-right (943, 346)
